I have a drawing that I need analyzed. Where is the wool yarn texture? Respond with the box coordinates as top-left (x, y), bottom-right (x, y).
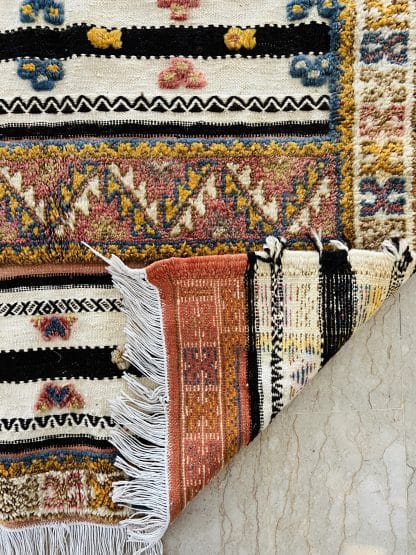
top-left (0, 0), bottom-right (415, 554)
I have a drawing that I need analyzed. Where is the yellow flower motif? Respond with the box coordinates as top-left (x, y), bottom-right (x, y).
top-left (49, 7), bottom-right (60, 18)
top-left (291, 4), bottom-right (304, 15)
top-left (22, 62), bottom-right (36, 72)
top-left (87, 27), bottom-right (123, 50)
top-left (22, 4), bottom-right (34, 15)
top-left (224, 27), bottom-right (256, 51)
top-left (46, 64), bottom-right (59, 73)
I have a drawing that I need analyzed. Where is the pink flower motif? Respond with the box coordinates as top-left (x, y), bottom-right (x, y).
top-left (31, 314), bottom-right (77, 341)
top-left (185, 70), bottom-right (207, 88)
top-left (158, 58), bottom-right (206, 89)
top-left (158, 69), bottom-right (182, 89)
top-left (35, 382), bottom-right (85, 412)
top-left (169, 58), bottom-right (194, 79)
top-left (157, 0), bottom-right (200, 21)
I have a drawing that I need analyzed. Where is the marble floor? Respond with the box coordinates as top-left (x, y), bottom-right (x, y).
top-left (163, 275), bottom-right (416, 555)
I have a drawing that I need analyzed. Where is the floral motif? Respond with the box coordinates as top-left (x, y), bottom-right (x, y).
top-left (157, 0), bottom-right (200, 21)
top-left (158, 58), bottom-right (206, 89)
top-left (289, 53), bottom-right (334, 86)
top-left (87, 27), bottom-right (123, 50)
top-left (224, 28), bottom-right (256, 51)
top-left (111, 346), bottom-right (131, 370)
top-left (287, 0), bottom-right (339, 20)
top-left (20, 0), bottom-right (64, 25)
top-left (17, 58), bottom-right (64, 91)
top-left (34, 382), bottom-right (85, 412)
top-left (31, 314), bottom-right (77, 341)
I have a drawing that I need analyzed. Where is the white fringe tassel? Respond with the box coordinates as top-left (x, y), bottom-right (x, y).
top-left (381, 236), bottom-right (409, 259)
top-left (103, 254), bottom-right (169, 555)
top-left (0, 523), bottom-right (139, 555)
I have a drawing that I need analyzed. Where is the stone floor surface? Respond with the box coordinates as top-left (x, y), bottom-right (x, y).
top-left (164, 276), bottom-right (416, 555)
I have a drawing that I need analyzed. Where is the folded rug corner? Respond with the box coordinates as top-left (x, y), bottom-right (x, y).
top-left (103, 235), bottom-right (415, 553)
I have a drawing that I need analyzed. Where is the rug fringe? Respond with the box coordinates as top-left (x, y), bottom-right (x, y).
top-left (104, 254), bottom-right (169, 555)
top-left (0, 523), bottom-right (144, 555)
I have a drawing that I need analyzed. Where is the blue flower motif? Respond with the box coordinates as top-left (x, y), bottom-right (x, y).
top-left (316, 0), bottom-right (339, 18)
top-left (17, 58), bottom-right (64, 91)
top-left (287, 0), bottom-right (314, 21)
top-left (286, 0), bottom-right (339, 21)
top-left (46, 0), bottom-right (65, 24)
top-left (289, 53), bottom-right (333, 86)
top-left (20, 0), bottom-right (64, 26)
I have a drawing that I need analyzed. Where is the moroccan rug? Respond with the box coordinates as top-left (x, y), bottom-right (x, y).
top-left (0, 0), bottom-right (415, 553)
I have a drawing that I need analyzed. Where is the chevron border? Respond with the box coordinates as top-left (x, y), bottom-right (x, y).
top-left (0, 94), bottom-right (330, 116)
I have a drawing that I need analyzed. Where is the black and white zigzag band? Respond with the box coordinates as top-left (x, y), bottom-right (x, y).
top-left (0, 94), bottom-right (330, 116)
top-left (0, 297), bottom-right (122, 317)
top-left (0, 414), bottom-right (115, 432)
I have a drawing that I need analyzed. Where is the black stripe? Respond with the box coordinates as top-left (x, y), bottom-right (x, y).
top-left (0, 435), bottom-right (114, 453)
top-left (0, 120), bottom-right (330, 140)
top-left (0, 346), bottom-right (126, 382)
top-left (0, 273), bottom-right (111, 290)
top-left (320, 251), bottom-right (356, 365)
top-left (1, 22), bottom-right (330, 60)
top-left (245, 252), bottom-right (261, 441)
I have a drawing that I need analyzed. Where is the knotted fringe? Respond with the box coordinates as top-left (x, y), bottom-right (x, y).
top-left (83, 246), bottom-right (169, 555)
top-left (0, 523), bottom-right (138, 555)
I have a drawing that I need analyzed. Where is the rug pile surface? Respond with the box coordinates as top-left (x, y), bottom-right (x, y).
top-left (0, 0), bottom-right (415, 554)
